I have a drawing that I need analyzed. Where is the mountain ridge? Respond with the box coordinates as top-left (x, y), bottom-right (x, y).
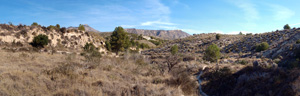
top-left (124, 28), bottom-right (190, 40)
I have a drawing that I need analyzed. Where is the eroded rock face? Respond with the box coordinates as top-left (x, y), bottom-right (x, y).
top-left (0, 24), bottom-right (105, 51)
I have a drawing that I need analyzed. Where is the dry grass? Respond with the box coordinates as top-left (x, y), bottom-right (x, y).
top-left (0, 49), bottom-right (186, 96)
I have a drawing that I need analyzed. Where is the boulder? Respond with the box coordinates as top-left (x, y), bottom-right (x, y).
top-left (253, 61), bottom-right (259, 67)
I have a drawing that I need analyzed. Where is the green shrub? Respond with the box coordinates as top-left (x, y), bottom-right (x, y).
top-left (83, 43), bottom-right (96, 52)
top-left (239, 32), bottom-right (243, 35)
top-left (203, 44), bottom-right (221, 62)
top-left (138, 34), bottom-right (143, 40)
top-left (105, 41), bottom-right (111, 51)
top-left (56, 24), bottom-right (60, 29)
top-left (171, 45), bottom-right (178, 55)
top-left (31, 22), bottom-right (39, 26)
top-left (284, 24), bottom-right (291, 30)
top-left (47, 25), bottom-right (56, 30)
top-left (31, 34), bottom-right (49, 48)
top-left (216, 34), bottom-right (221, 40)
top-left (139, 43), bottom-right (150, 49)
top-left (238, 60), bottom-right (248, 65)
top-left (149, 40), bottom-right (162, 46)
top-left (255, 42), bottom-right (269, 52)
top-left (82, 43), bottom-right (101, 61)
top-left (60, 27), bottom-right (67, 33)
top-left (78, 24), bottom-right (85, 31)
top-left (296, 39), bottom-right (300, 44)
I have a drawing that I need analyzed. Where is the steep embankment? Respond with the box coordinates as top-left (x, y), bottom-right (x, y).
top-left (0, 24), bottom-right (105, 52)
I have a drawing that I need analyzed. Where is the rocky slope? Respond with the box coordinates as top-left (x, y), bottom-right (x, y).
top-left (141, 29), bottom-right (300, 96)
top-left (125, 28), bottom-right (190, 40)
top-left (0, 24), bottom-right (105, 52)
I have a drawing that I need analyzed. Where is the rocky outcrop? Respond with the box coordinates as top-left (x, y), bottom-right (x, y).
top-left (125, 28), bottom-right (190, 40)
top-left (0, 24), bottom-right (105, 51)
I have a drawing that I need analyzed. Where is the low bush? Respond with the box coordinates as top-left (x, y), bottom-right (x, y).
top-left (170, 45), bottom-right (178, 55)
top-left (149, 40), bottom-right (162, 46)
top-left (238, 60), bottom-right (248, 65)
top-left (139, 43), bottom-right (150, 49)
top-left (255, 42), bottom-right (269, 52)
top-left (203, 44), bottom-right (221, 62)
top-left (82, 43), bottom-right (101, 62)
top-left (31, 34), bottom-right (49, 48)
top-left (296, 39), bottom-right (300, 44)
top-left (216, 34), bottom-right (221, 40)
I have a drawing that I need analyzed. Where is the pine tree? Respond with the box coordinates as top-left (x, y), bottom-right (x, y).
top-left (109, 26), bottom-right (130, 54)
top-left (284, 24), bottom-right (291, 30)
top-left (203, 44), bottom-right (221, 62)
top-left (216, 34), bottom-right (221, 40)
top-left (56, 24), bottom-right (60, 29)
top-left (78, 24), bottom-right (85, 31)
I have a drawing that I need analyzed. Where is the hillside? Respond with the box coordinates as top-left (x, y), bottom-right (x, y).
top-left (0, 23), bottom-right (299, 96)
top-left (0, 24), bottom-right (105, 52)
top-left (141, 29), bottom-right (300, 96)
top-left (125, 28), bottom-right (190, 40)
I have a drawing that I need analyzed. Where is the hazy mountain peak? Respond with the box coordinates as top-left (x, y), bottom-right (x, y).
top-left (68, 24), bottom-right (100, 33)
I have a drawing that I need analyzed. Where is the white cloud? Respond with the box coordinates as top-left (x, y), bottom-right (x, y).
top-left (62, 0), bottom-right (174, 31)
top-left (141, 20), bottom-right (176, 26)
top-left (229, 0), bottom-right (259, 21)
top-left (269, 4), bottom-right (295, 20)
top-left (291, 23), bottom-right (300, 26)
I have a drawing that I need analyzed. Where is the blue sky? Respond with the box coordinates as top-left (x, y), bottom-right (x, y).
top-left (1, 0), bottom-right (300, 34)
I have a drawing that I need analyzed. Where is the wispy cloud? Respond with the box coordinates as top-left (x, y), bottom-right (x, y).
top-left (268, 4), bottom-right (295, 21)
top-left (141, 20), bottom-right (176, 26)
top-left (81, 0), bottom-right (175, 31)
top-left (291, 23), bottom-right (300, 26)
top-left (229, 0), bottom-right (259, 21)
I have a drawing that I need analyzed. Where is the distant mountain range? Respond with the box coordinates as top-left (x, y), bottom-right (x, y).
top-left (69, 24), bottom-right (190, 40)
top-left (125, 28), bottom-right (190, 40)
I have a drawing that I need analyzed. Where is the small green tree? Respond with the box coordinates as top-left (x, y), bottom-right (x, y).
top-left (31, 22), bottom-right (39, 26)
top-left (105, 41), bottom-right (111, 51)
top-left (284, 24), bottom-right (291, 30)
top-left (203, 44), bottom-right (221, 62)
top-left (255, 42), bottom-right (269, 52)
top-left (78, 24), bottom-right (85, 31)
top-left (56, 24), bottom-right (60, 29)
top-left (171, 45), bottom-right (178, 55)
top-left (216, 34), bottom-right (221, 40)
top-left (31, 34), bottom-right (49, 48)
top-left (109, 26), bottom-right (130, 54)
top-left (239, 32), bottom-right (243, 35)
